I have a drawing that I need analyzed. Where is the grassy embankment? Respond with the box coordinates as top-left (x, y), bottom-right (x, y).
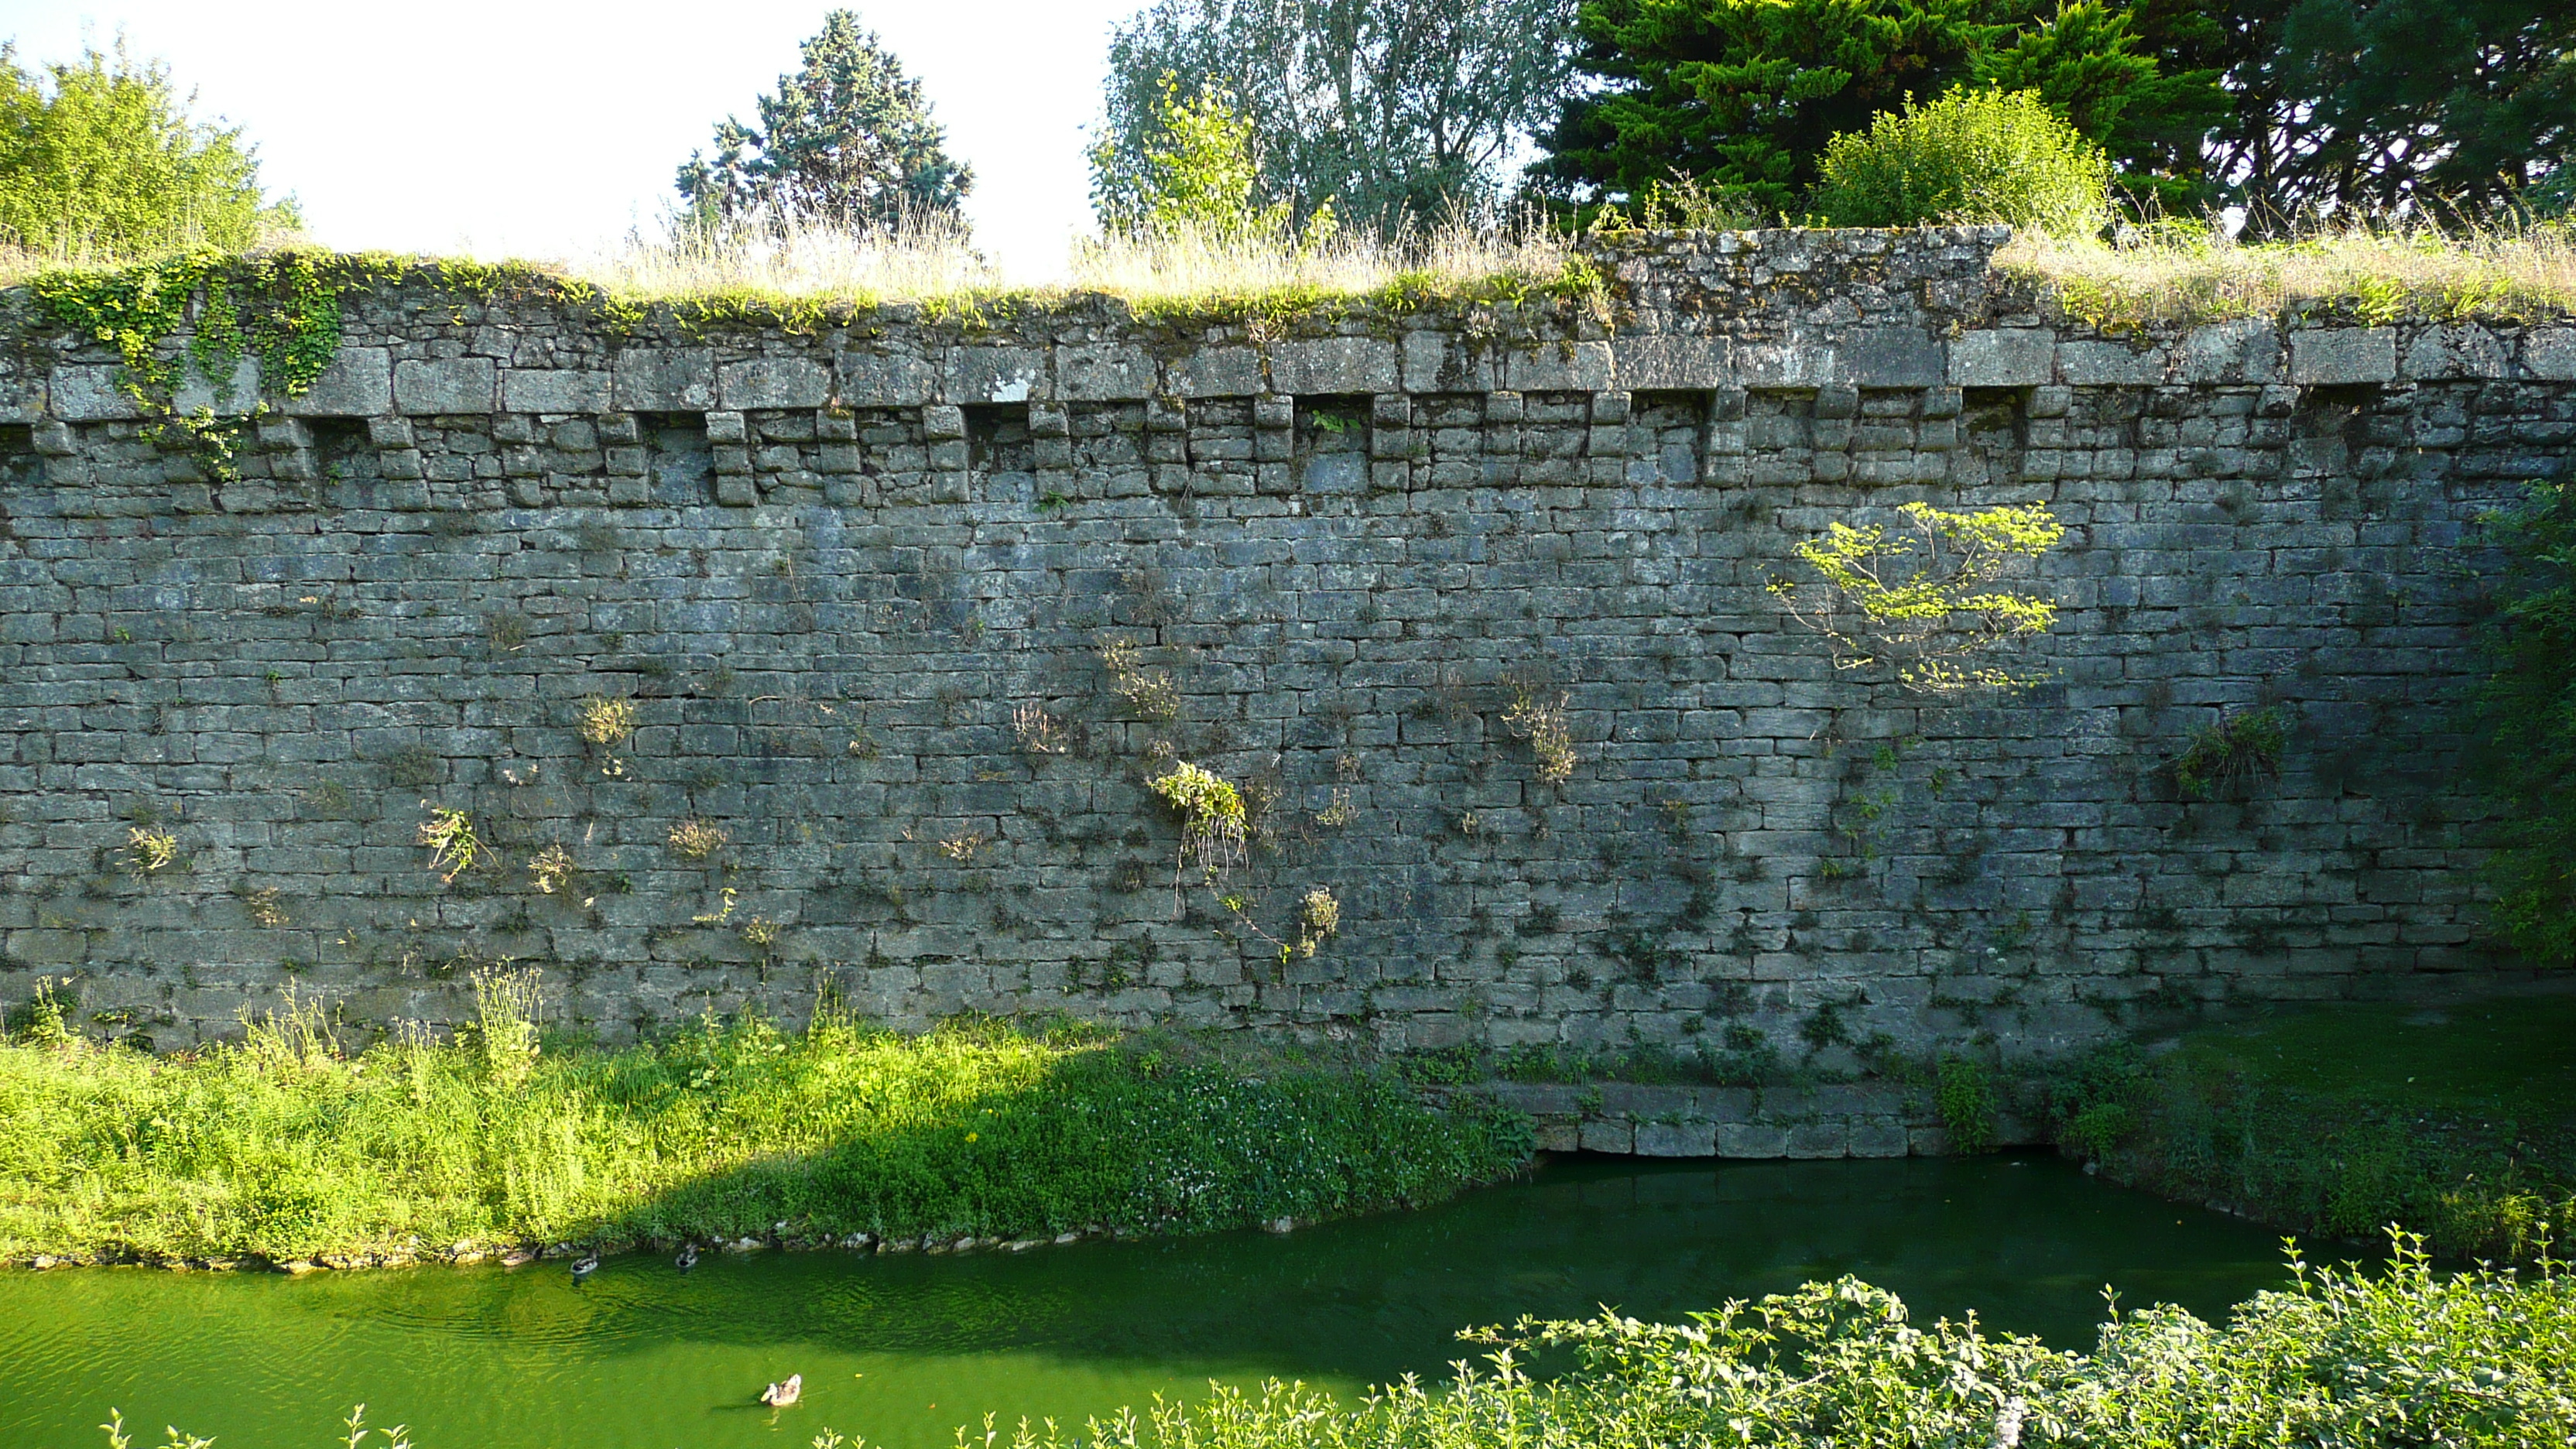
top-left (2046, 993), bottom-right (2576, 1264)
top-left (0, 975), bottom-right (1529, 1267)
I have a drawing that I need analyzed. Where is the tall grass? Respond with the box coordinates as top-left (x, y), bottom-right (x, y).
top-left (2006, 218), bottom-right (2576, 327)
top-left (564, 211), bottom-right (1574, 314)
top-left (0, 974), bottom-right (1528, 1265)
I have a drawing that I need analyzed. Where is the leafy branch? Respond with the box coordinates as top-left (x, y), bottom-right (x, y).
top-left (1769, 502), bottom-right (2067, 693)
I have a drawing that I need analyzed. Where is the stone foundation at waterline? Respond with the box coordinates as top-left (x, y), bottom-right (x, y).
top-left (1, 228), bottom-right (2569, 1060)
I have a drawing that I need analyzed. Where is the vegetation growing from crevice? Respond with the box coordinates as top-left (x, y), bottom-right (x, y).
top-left (0, 980), bottom-right (1530, 1266)
top-left (2039, 995), bottom-right (2576, 1265)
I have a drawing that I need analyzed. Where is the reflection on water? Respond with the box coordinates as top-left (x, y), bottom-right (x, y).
top-left (0, 1154), bottom-right (2287, 1449)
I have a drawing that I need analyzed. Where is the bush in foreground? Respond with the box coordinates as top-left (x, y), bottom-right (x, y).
top-left (0, 977), bottom-right (1529, 1264)
top-left (115, 1239), bottom-right (2576, 1447)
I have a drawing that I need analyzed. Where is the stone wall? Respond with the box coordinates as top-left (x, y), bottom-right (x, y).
top-left (2, 227), bottom-right (2570, 1060)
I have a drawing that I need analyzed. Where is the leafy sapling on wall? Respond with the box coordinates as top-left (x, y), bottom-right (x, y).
top-left (1769, 501), bottom-right (2066, 694)
top-left (1148, 760), bottom-right (1341, 967)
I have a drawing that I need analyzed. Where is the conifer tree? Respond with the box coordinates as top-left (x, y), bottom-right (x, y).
top-left (677, 11), bottom-right (971, 231)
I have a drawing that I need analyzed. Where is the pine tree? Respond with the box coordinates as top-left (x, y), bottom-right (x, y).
top-left (676, 11), bottom-right (971, 231)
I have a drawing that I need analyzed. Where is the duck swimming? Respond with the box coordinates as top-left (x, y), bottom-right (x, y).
top-left (676, 1242), bottom-right (700, 1272)
top-left (760, 1374), bottom-right (803, 1407)
top-left (570, 1250), bottom-right (601, 1282)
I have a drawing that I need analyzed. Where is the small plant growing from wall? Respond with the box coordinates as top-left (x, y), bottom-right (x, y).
top-left (1149, 760), bottom-right (1247, 906)
top-left (1503, 684), bottom-right (1577, 784)
top-left (1936, 1053), bottom-right (2000, 1153)
top-left (578, 696), bottom-right (635, 747)
top-left (938, 831), bottom-right (986, 862)
top-left (1101, 637), bottom-right (1181, 720)
top-left (1013, 701), bottom-right (1070, 755)
top-left (2174, 707), bottom-right (2289, 798)
top-left (239, 886), bottom-right (289, 928)
top-left (124, 827), bottom-right (179, 874)
top-left (529, 843), bottom-right (577, 896)
top-left (418, 803), bottom-right (490, 885)
top-left (667, 818), bottom-right (729, 862)
top-left (1769, 502), bottom-right (2066, 692)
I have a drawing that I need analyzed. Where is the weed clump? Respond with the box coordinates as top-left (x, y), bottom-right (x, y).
top-left (0, 982), bottom-right (1529, 1265)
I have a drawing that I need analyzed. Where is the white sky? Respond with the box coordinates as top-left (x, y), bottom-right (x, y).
top-left (0, 0), bottom-right (1142, 278)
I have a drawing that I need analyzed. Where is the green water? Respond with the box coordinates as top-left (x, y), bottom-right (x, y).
top-left (0, 1155), bottom-right (2287, 1449)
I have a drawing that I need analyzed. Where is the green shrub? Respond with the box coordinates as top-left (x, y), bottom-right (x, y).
top-left (2468, 480), bottom-right (2576, 966)
top-left (1807, 87), bottom-right (2112, 234)
top-left (1934, 1054), bottom-right (1998, 1152)
top-left (2174, 705), bottom-right (2289, 799)
top-left (0, 985), bottom-right (1530, 1263)
top-left (849, 1239), bottom-right (2565, 1449)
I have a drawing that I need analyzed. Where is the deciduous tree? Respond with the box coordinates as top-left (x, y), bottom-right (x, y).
top-left (0, 39), bottom-right (296, 259)
top-left (1094, 0), bottom-right (1578, 231)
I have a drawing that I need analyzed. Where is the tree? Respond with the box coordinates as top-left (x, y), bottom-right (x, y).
top-left (1530, 0), bottom-right (2218, 218)
top-left (0, 39), bottom-right (297, 259)
top-left (1091, 77), bottom-right (1331, 245)
top-left (676, 11), bottom-right (971, 231)
top-left (2200, 0), bottom-right (2575, 231)
top-left (1093, 0), bottom-right (1579, 232)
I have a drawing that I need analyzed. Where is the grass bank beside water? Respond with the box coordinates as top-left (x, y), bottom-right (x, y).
top-left (2046, 993), bottom-right (2576, 1264)
top-left (0, 978), bottom-right (1530, 1268)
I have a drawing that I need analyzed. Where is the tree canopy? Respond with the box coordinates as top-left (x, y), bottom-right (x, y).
top-left (1527, 0), bottom-right (2219, 220)
top-left (677, 11), bottom-right (971, 231)
top-left (0, 39), bottom-right (297, 259)
top-left (1094, 0), bottom-right (1578, 232)
top-left (1526, 0), bottom-right (2571, 229)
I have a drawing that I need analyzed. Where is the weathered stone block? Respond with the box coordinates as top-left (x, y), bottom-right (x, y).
top-left (2290, 328), bottom-right (2396, 385)
top-left (2180, 320), bottom-right (2282, 384)
top-left (174, 357), bottom-right (261, 416)
top-left (1057, 344), bottom-right (1155, 400)
top-left (1270, 337), bottom-right (1400, 395)
top-left (1611, 335), bottom-right (1728, 389)
top-left (393, 358), bottom-right (496, 415)
top-left (1634, 1119), bottom-right (1718, 1156)
top-left (2526, 329), bottom-right (2576, 381)
top-left (47, 365), bottom-right (142, 421)
top-left (2057, 341), bottom-right (2166, 385)
top-left (1948, 329), bottom-right (2054, 386)
top-left (1168, 346), bottom-right (1264, 398)
top-left (615, 348), bottom-right (718, 410)
top-left (947, 347), bottom-right (1049, 403)
top-left (501, 370), bottom-right (613, 415)
top-left (1845, 326), bottom-right (1942, 386)
top-left (719, 358), bottom-right (831, 410)
top-left (282, 346), bottom-right (395, 417)
top-left (838, 350), bottom-right (937, 406)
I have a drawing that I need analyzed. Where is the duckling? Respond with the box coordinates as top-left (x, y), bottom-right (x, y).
top-left (759, 1373), bottom-right (803, 1407)
top-left (570, 1249), bottom-right (601, 1282)
top-left (675, 1242), bottom-right (700, 1273)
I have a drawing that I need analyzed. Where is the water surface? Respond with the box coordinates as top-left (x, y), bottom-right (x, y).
top-left (0, 1154), bottom-right (2287, 1449)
